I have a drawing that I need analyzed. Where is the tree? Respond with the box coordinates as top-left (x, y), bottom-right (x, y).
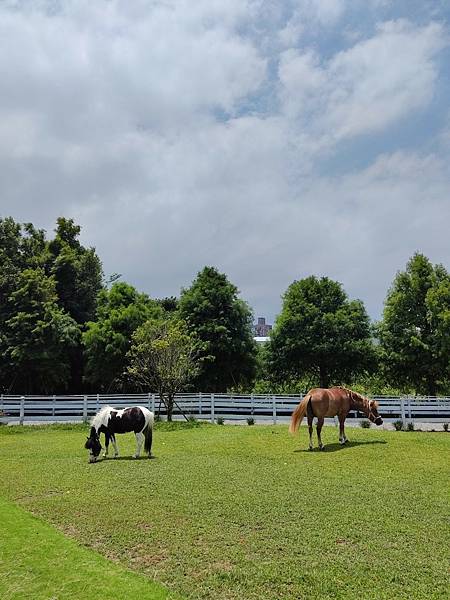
top-left (127, 317), bottom-right (200, 421)
top-left (0, 218), bottom-right (48, 391)
top-left (267, 276), bottom-right (375, 388)
top-left (43, 217), bottom-right (103, 392)
top-left (2, 268), bottom-right (79, 393)
top-left (378, 253), bottom-right (450, 395)
top-left (178, 267), bottom-right (257, 391)
top-left (82, 282), bottom-right (163, 391)
top-left (46, 217), bottom-right (103, 325)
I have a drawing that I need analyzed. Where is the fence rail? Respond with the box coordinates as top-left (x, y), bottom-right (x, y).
top-left (1, 393), bottom-right (450, 426)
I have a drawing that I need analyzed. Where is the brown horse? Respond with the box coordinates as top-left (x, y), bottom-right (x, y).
top-left (289, 387), bottom-right (383, 450)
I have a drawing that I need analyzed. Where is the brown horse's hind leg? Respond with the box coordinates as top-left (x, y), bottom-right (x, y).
top-left (317, 417), bottom-right (325, 450)
top-left (307, 401), bottom-right (314, 450)
top-left (338, 415), bottom-right (348, 445)
top-left (307, 414), bottom-right (314, 450)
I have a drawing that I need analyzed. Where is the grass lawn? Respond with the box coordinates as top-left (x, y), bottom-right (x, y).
top-left (0, 422), bottom-right (449, 599)
top-left (0, 495), bottom-right (179, 600)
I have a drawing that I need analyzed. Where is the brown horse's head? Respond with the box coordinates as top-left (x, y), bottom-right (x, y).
top-left (367, 400), bottom-right (383, 426)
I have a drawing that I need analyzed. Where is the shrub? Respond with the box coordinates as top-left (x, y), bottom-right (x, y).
top-left (443, 423), bottom-right (449, 432)
top-left (247, 417), bottom-right (255, 426)
top-left (217, 417), bottom-right (224, 425)
top-left (393, 420), bottom-right (404, 431)
top-left (360, 420), bottom-right (371, 428)
top-left (406, 422), bottom-right (415, 431)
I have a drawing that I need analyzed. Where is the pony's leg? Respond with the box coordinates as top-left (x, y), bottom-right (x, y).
top-left (316, 417), bottom-right (325, 450)
top-left (134, 432), bottom-right (144, 458)
top-left (338, 416), bottom-right (348, 444)
top-left (307, 413), bottom-right (314, 451)
top-left (111, 435), bottom-right (119, 457)
top-left (103, 432), bottom-right (110, 458)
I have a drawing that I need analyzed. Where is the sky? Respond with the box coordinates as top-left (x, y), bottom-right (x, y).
top-left (1, 0), bottom-right (450, 325)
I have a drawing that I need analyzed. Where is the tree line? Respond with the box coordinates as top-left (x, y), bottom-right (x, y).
top-left (1, 217), bottom-right (449, 405)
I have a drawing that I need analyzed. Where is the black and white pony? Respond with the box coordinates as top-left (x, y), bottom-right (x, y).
top-left (85, 406), bottom-right (154, 463)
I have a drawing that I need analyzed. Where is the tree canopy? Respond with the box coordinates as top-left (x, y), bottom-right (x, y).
top-left (127, 317), bottom-right (200, 420)
top-left (2, 215), bottom-right (450, 398)
top-left (178, 266), bottom-right (257, 392)
top-left (82, 282), bottom-right (163, 391)
top-left (267, 276), bottom-right (375, 388)
top-left (378, 253), bottom-right (450, 395)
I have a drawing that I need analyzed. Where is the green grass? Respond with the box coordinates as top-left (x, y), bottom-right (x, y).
top-left (0, 495), bottom-right (179, 600)
top-left (0, 423), bottom-right (449, 599)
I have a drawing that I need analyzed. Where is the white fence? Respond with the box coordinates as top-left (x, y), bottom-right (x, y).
top-left (1, 393), bottom-right (450, 426)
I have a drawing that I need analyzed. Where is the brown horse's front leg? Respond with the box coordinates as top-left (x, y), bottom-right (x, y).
top-left (338, 414), bottom-right (348, 445)
top-left (316, 417), bottom-right (325, 450)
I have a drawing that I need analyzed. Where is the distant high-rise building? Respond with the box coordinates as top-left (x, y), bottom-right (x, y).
top-left (254, 317), bottom-right (272, 337)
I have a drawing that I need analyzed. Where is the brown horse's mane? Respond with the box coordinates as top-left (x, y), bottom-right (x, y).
top-left (335, 386), bottom-right (378, 409)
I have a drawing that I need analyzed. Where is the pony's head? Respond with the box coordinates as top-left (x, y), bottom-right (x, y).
top-left (84, 427), bottom-right (102, 463)
top-left (367, 400), bottom-right (383, 426)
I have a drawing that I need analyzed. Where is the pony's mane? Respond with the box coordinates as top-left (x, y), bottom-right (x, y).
top-left (91, 405), bottom-right (115, 429)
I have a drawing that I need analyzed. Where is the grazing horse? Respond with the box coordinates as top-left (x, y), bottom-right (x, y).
top-left (289, 387), bottom-right (383, 450)
top-left (85, 406), bottom-right (154, 463)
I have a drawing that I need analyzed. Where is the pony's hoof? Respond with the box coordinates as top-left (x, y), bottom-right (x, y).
top-left (308, 447), bottom-right (313, 451)
top-left (319, 445), bottom-right (325, 451)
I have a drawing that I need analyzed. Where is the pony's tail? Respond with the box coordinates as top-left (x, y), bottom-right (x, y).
top-left (144, 412), bottom-right (154, 455)
top-left (289, 395), bottom-right (310, 434)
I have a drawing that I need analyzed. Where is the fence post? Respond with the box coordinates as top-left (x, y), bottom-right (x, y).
top-left (0, 394), bottom-right (3, 414)
top-left (272, 395), bottom-right (277, 424)
top-left (408, 397), bottom-right (412, 422)
top-left (151, 393), bottom-right (155, 413)
top-left (400, 397), bottom-right (406, 427)
top-left (210, 394), bottom-right (215, 424)
top-left (251, 393), bottom-right (254, 415)
top-left (20, 396), bottom-right (25, 425)
top-left (83, 395), bottom-right (88, 422)
top-left (96, 393), bottom-right (100, 412)
top-left (199, 392), bottom-right (202, 416)
top-left (52, 394), bottom-right (56, 417)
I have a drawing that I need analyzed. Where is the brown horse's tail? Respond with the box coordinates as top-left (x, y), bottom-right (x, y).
top-left (289, 395), bottom-right (310, 434)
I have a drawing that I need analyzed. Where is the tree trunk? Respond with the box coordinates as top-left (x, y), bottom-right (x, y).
top-left (167, 394), bottom-right (174, 422)
top-left (319, 366), bottom-right (330, 389)
top-left (426, 377), bottom-right (437, 397)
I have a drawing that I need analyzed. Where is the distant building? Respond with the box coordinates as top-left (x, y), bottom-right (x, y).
top-left (254, 317), bottom-right (272, 337)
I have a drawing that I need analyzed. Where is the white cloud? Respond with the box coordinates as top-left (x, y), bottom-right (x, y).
top-left (279, 20), bottom-right (447, 143)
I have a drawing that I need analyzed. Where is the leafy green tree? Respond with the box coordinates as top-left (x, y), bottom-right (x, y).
top-left (267, 276), bottom-right (375, 388)
top-left (46, 217), bottom-right (103, 325)
top-left (2, 268), bottom-right (79, 394)
top-left (0, 218), bottom-right (48, 391)
top-left (82, 282), bottom-right (163, 391)
top-left (378, 253), bottom-right (450, 395)
top-left (44, 218), bottom-right (103, 391)
top-left (178, 267), bottom-right (257, 392)
top-left (128, 317), bottom-right (200, 420)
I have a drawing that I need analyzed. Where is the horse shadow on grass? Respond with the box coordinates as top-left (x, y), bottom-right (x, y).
top-left (92, 455), bottom-right (157, 463)
top-left (294, 440), bottom-right (387, 453)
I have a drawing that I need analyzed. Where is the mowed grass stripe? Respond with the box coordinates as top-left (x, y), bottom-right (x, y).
top-left (0, 423), bottom-right (449, 599)
top-left (0, 495), bottom-right (181, 600)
